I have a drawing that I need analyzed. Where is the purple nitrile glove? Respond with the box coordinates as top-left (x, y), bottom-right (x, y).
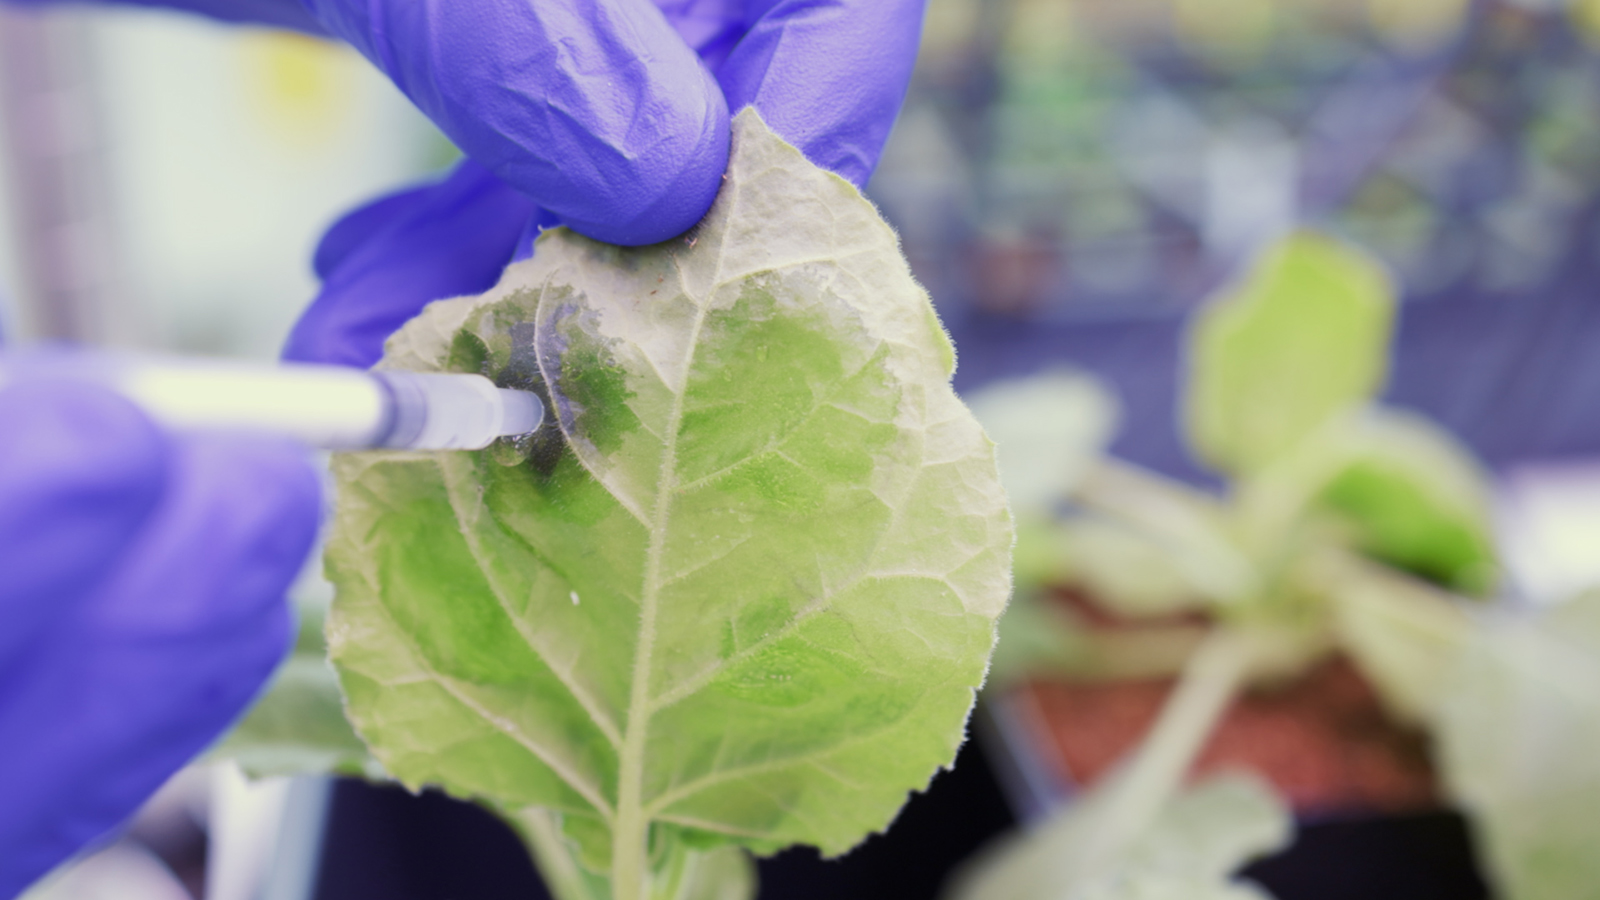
top-left (20, 0), bottom-right (919, 366)
top-left (0, 379), bottom-right (321, 897)
top-left (283, 0), bottom-right (929, 368)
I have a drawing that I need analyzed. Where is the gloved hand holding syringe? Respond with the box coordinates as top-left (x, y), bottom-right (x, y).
top-left (0, 352), bottom-right (544, 451)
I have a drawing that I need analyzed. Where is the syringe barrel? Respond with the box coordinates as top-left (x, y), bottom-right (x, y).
top-left (0, 353), bottom-right (543, 451)
top-left (373, 371), bottom-right (542, 450)
top-left (116, 360), bottom-right (393, 449)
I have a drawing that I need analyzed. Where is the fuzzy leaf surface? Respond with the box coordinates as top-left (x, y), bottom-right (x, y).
top-left (324, 111), bottom-right (1012, 891)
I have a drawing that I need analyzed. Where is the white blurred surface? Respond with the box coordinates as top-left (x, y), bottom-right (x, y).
top-left (1, 6), bottom-right (449, 355)
top-left (20, 844), bottom-right (191, 900)
top-left (207, 766), bottom-right (332, 900)
top-left (19, 766), bottom-right (209, 900)
top-left (1498, 460), bottom-right (1600, 604)
top-left (90, 10), bottom-right (446, 358)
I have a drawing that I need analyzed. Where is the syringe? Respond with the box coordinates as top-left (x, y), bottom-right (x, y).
top-left (0, 352), bottom-right (543, 451)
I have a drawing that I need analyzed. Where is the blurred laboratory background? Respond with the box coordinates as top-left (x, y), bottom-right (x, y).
top-left (8, 0), bottom-right (1600, 897)
top-left (0, 3), bottom-right (449, 355)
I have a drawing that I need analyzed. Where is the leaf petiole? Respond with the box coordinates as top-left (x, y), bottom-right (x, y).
top-left (1075, 625), bottom-right (1260, 872)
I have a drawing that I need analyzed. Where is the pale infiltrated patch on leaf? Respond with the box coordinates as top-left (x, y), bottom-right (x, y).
top-left (325, 110), bottom-right (1012, 894)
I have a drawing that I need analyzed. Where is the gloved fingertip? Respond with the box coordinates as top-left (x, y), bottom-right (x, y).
top-left (287, 162), bottom-right (537, 368)
top-left (718, 0), bottom-right (926, 190)
top-left (312, 186), bottom-right (429, 280)
top-left (553, 71), bottom-right (732, 247)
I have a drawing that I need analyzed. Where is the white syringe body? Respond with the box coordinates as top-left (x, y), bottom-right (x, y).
top-left (0, 353), bottom-right (543, 451)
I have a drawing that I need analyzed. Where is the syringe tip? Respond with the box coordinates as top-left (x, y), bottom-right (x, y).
top-left (498, 389), bottom-right (544, 437)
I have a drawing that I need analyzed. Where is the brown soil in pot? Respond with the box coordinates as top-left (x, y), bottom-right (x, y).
top-left (1009, 590), bottom-right (1441, 815)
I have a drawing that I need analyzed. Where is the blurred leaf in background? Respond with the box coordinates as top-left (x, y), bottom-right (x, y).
top-left (967, 369), bottom-right (1120, 519)
top-left (210, 603), bottom-right (380, 780)
top-left (944, 773), bottom-right (1290, 900)
top-left (1313, 410), bottom-right (1498, 595)
top-left (1434, 592), bottom-right (1600, 900)
top-left (1186, 232), bottom-right (1394, 477)
top-left (1325, 551), bottom-right (1473, 726)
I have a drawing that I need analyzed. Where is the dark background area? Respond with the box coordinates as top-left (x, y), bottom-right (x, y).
top-left (310, 736), bottom-right (1493, 900)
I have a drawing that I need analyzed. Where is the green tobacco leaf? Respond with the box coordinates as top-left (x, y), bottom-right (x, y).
top-left (211, 604), bottom-right (379, 779)
top-left (506, 808), bottom-right (756, 900)
top-left (1186, 232), bottom-right (1395, 476)
top-left (965, 369), bottom-right (1119, 518)
top-left (944, 773), bottom-right (1289, 900)
top-left (325, 110), bottom-right (1012, 899)
top-left (1434, 593), bottom-right (1600, 900)
top-left (1315, 411), bottom-right (1497, 595)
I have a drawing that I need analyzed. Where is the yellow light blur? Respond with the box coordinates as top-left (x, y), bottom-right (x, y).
top-left (238, 33), bottom-right (360, 151)
top-left (1172, 0), bottom-right (1277, 58)
top-left (1003, 0), bottom-right (1083, 62)
top-left (1366, 0), bottom-right (1471, 52)
top-left (1572, 0), bottom-right (1600, 50)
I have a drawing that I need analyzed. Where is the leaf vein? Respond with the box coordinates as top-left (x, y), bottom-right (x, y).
top-left (362, 593), bottom-right (616, 819)
top-left (435, 456), bottom-right (625, 749)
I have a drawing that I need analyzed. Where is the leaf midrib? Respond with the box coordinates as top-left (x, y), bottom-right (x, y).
top-left (607, 184), bottom-right (741, 893)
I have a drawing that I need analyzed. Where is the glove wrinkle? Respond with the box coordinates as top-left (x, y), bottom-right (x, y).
top-left (304, 0), bottom-right (731, 245)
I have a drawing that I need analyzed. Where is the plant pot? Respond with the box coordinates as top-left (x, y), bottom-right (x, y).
top-left (980, 588), bottom-right (1493, 900)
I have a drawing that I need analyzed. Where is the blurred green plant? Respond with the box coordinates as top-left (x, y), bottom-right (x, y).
top-left (208, 225), bottom-right (1600, 900)
top-left (962, 231), bottom-right (1600, 900)
top-left (208, 601), bottom-right (381, 780)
